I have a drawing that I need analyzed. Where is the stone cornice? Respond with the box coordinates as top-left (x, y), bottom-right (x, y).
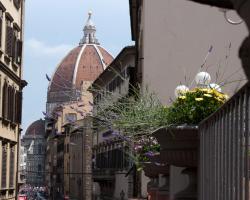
top-left (0, 61), bottom-right (26, 88)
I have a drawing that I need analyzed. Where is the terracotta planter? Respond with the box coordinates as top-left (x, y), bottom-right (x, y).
top-left (143, 161), bottom-right (169, 178)
top-left (152, 126), bottom-right (199, 168)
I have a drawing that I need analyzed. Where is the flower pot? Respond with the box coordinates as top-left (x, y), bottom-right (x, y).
top-left (143, 161), bottom-right (169, 178)
top-left (152, 126), bottom-right (199, 167)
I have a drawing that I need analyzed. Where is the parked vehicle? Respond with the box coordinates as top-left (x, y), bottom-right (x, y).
top-left (18, 192), bottom-right (28, 200)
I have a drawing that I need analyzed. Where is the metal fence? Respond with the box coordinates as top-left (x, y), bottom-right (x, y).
top-left (199, 82), bottom-right (250, 200)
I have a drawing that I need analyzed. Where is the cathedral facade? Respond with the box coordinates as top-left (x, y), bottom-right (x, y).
top-left (22, 119), bottom-right (46, 186)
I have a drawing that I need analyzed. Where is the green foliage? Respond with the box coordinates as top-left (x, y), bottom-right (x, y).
top-left (95, 89), bottom-right (169, 136)
top-left (168, 88), bottom-right (228, 125)
top-left (93, 87), bottom-right (228, 165)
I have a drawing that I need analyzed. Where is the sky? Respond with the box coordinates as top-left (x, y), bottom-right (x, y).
top-left (22, 0), bottom-right (134, 133)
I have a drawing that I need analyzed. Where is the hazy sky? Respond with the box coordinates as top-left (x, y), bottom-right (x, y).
top-left (22, 0), bottom-right (134, 133)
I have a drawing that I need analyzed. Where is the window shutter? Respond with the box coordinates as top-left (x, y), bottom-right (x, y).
top-left (2, 82), bottom-right (7, 119)
top-left (14, 92), bottom-right (17, 123)
top-left (7, 86), bottom-right (11, 121)
top-left (0, 16), bottom-right (2, 47)
top-left (12, 34), bottom-right (17, 62)
top-left (17, 40), bottom-right (22, 64)
top-left (6, 26), bottom-right (13, 57)
top-left (9, 145), bottom-right (15, 188)
top-left (16, 91), bottom-right (22, 123)
top-left (11, 88), bottom-right (15, 122)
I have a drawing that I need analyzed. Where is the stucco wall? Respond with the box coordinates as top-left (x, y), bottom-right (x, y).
top-left (142, 0), bottom-right (248, 104)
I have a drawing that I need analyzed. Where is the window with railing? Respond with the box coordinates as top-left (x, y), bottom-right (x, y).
top-left (95, 145), bottom-right (130, 170)
top-left (1, 143), bottom-right (7, 188)
top-left (5, 17), bottom-right (12, 57)
top-left (9, 144), bottom-right (15, 188)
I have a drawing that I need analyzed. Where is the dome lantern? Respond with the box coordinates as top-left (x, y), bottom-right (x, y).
top-left (80, 11), bottom-right (99, 45)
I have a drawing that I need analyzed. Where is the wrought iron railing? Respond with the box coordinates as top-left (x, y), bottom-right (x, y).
top-left (199, 82), bottom-right (250, 200)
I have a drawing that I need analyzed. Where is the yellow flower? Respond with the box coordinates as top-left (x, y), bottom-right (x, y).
top-left (215, 97), bottom-right (224, 102)
top-left (206, 89), bottom-right (213, 94)
top-left (212, 89), bottom-right (222, 97)
top-left (204, 94), bottom-right (212, 97)
top-left (195, 97), bottom-right (203, 101)
top-left (179, 96), bottom-right (186, 100)
top-left (199, 88), bottom-right (209, 92)
top-left (224, 94), bottom-right (229, 99)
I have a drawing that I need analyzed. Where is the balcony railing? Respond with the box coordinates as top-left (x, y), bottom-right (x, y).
top-left (199, 82), bottom-right (250, 200)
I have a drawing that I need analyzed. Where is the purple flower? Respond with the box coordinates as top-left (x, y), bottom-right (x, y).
top-left (111, 131), bottom-right (120, 136)
top-left (144, 151), bottom-right (155, 157)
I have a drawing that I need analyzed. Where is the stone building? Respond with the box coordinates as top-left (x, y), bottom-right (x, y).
top-left (44, 11), bottom-right (114, 199)
top-left (22, 119), bottom-right (46, 186)
top-left (90, 46), bottom-right (140, 199)
top-left (0, 0), bottom-right (26, 199)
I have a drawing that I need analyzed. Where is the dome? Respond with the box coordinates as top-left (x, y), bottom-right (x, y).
top-left (25, 119), bottom-right (45, 136)
top-left (47, 12), bottom-right (113, 106)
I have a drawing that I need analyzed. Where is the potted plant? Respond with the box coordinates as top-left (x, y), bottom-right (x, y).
top-left (93, 71), bottom-right (228, 200)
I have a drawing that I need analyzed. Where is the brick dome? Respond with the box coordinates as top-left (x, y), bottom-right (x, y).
top-left (47, 12), bottom-right (113, 105)
top-left (48, 44), bottom-right (113, 94)
top-left (25, 119), bottom-right (45, 136)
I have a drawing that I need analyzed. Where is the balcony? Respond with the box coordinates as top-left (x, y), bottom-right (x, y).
top-left (199, 82), bottom-right (250, 200)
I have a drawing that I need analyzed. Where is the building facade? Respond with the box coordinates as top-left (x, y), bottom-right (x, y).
top-left (90, 46), bottom-right (146, 199)
top-left (22, 119), bottom-right (46, 186)
top-left (0, 0), bottom-right (26, 199)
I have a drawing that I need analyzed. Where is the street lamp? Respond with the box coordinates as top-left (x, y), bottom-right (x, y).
top-left (195, 72), bottom-right (211, 87)
top-left (175, 85), bottom-right (189, 97)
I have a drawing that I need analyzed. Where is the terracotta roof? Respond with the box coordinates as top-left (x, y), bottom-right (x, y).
top-left (47, 44), bottom-right (114, 102)
top-left (49, 47), bottom-right (81, 92)
top-left (25, 119), bottom-right (45, 136)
